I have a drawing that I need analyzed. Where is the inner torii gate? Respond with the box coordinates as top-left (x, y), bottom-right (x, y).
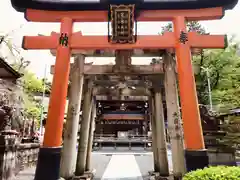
top-left (10, 0), bottom-right (236, 179)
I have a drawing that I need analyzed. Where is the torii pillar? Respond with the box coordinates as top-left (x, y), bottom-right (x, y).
top-left (21, 7), bottom-right (227, 180)
top-left (173, 16), bottom-right (209, 171)
top-left (33, 17), bottom-right (73, 180)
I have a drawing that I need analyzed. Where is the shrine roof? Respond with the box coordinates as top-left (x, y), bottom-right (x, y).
top-left (11, 0), bottom-right (238, 12)
top-left (0, 58), bottom-right (22, 79)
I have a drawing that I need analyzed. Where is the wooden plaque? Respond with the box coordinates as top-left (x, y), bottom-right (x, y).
top-left (110, 4), bottom-right (135, 44)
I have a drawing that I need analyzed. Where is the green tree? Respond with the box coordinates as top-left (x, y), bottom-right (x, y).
top-left (160, 21), bottom-right (207, 35)
top-left (160, 21), bottom-right (240, 111)
top-left (41, 78), bottom-right (52, 94)
top-left (1, 36), bottom-right (46, 126)
top-left (22, 92), bottom-right (41, 120)
top-left (11, 57), bottom-right (30, 73)
top-left (22, 71), bottom-right (44, 94)
top-left (219, 114), bottom-right (240, 149)
top-left (194, 41), bottom-right (240, 111)
top-left (19, 69), bottom-right (49, 126)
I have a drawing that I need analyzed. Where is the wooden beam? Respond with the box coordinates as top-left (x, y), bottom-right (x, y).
top-left (23, 32), bottom-right (175, 50)
top-left (93, 87), bottom-right (151, 96)
top-left (23, 32), bottom-right (174, 50)
top-left (188, 33), bottom-right (227, 49)
top-left (50, 64), bottom-right (164, 75)
top-left (50, 49), bottom-right (162, 57)
top-left (93, 80), bottom-right (151, 88)
top-left (25, 7), bottom-right (223, 22)
top-left (100, 102), bottom-right (145, 107)
top-left (22, 34), bottom-right (58, 49)
top-left (23, 32), bottom-right (226, 50)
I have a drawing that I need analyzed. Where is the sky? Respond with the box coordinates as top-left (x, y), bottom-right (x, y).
top-left (0, 1), bottom-right (240, 80)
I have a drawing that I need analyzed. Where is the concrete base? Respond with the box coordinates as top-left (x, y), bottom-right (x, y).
top-left (185, 149), bottom-right (209, 172)
top-left (72, 169), bottom-right (96, 180)
top-left (34, 147), bottom-right (62, 180)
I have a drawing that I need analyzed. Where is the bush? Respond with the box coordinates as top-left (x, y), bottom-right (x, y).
top-left (183, 166), bottom-right (240, 180)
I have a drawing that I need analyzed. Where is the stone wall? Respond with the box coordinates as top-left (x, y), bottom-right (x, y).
top-left (15, 143), bottom-right (40, 175)
top-left (208, 148), bottom-right (237, 166)
top-left (0, 134), bottom-right (40, 180)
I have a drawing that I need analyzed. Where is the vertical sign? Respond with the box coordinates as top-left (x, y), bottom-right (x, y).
top-left (59, 33), bottom-right (69, 46)
top-left (110, 4), bottom-right (135, 44)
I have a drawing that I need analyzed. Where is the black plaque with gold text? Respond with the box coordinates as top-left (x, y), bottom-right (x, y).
top-left (100, 120), bottom-right (140, 125)
top-left (110, 4), bottom-right (135, 44)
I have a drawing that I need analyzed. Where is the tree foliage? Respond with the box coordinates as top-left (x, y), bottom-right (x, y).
top-left (159, 21), bottom-right (240, 151)
top-left (219, 114), bottom-right (240, 149)
top-left (160, 21), bottom-right (207, 35)
top-left (159, 21), bottom-right (240, 112)
top-left (19, 69), bottom-right (52, 124)
top-left (22, 71), bottom-right (44, 93)
top-left (194, 41), bottom-right (240, 111)
top-left (183, 166), bottom-right (240, 180)
top-left (0, 37), bottom-right (51, 125)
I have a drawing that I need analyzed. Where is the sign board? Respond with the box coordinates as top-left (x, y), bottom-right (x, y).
top-left (102, 113), bottom-right (144, 120)
top-left (110, 4), bottom-right (135, 44)
top-left (11, 0), bottom-right (238, 12)
top-left (100, 120), bottom-right (140, 125)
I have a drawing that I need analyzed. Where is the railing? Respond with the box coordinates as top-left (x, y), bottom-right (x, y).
top-left (203, 131), bottom-right (238, 166)
top-left (94, 134), bottom-right (152, 141)
top-left (93, 134), bottom-right (152, 150)
top-left (203, 131), bottom-right (227, 148)
top-left (236, 148), bottom-right (240, 163)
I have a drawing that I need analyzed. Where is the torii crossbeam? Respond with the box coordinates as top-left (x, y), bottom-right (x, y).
top-left (10, 1), bottom-right (237, 179)
top-left (23, 31), bottom-right (226, 50)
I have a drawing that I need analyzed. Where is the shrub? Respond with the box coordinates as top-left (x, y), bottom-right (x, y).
top-left (183, 166), bottom-right (240, 180)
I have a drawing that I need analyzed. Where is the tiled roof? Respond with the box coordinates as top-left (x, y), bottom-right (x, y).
top-left (0, 57), bottom-right (22, 79)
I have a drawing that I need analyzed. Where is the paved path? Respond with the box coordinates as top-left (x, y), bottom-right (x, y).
top-left (92, 151), bottom-right (172, 180)
top-left (15, 151), bottom-right (173, 180)
top-left (14, 167), bottom-right (36, 180)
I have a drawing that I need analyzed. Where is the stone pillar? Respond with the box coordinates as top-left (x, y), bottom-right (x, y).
top-left (164, 53), bottom-right (186, 178)
top-left (149, 96), bottom-right (159, 172)
top-left (85, 102), bottom-right (96, 171)
top-left (149, 116), bottom-right (152, 132)
top-left (0, 132), bottom-right (17, 180)
top-left (75, 80), bottom-right (93, 176)
top-left (144, 110), bottom-right (148, 136)
top-left (154, 89), bottom-right (169, 176)
top-left (60, 55), bottom-right (85, 179)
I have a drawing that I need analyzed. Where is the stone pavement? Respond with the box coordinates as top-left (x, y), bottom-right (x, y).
top-left (14, 150), bottom-right (172, 180)
top-left (14, 153), bottom-right (156, 180)
top-left (14, 148), bottom-right (240, 180)
top-left (14, 167), bottom-right (36, 180)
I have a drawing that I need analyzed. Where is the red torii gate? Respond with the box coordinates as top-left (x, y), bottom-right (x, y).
top-left (22, 7), bottom-right (226, 180)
